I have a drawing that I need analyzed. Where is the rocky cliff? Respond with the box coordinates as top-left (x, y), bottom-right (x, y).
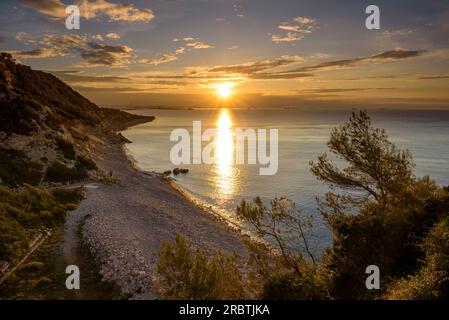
top-left (0, 52), bottom-right (153, 186)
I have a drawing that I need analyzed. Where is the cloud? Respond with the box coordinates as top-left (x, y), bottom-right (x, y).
top-left (278, 17), bottom-right (317, 34)
top-left (172, 37), bottom-right (195, 42)
top-left (9, 47), bottom-right (62, 58)
top-left (239, 49), bottom-right (426, 80)
top-left (80, 42), bottom-right (134, 66)
top-left (175, 47), bottom-right (186, 54)
top-left (106, 32), bottom-right (120, 40)
top-left (11, 34), bottom-right (86, 58)
top-left (185, 41), bottom-right (213, 49)
top-left (274, 16), bottom-right (317, 43)
top-left (132, 56), bottom-right (306, 82)
top-left (12, 33), bottom-right (134, 66)
top-left (203, 55), bottom-right (303, 75)
top-left (382, 29), bottom-right (415, 38)
top-left (18, 0), bottom-right (154, 22)
top-left (93, 34), bottom-right (104, 41)
top-left (297, 87), bottom-right (395, 94)
top-left (172, 37), bottom-right (213, 49)
top-left (73, 85), bottom-right (168, 93)
top-left (249, 72), bottom-right (313, 80)
top-left (421, 48), bottom-right (449, 59)
top-left (18, 0), bottom-right (66, 17)
top-left (418, 75), bottom-right (449, 80)
top-left (310, 52), bottom-right (332, 60)
top-left (293, 17), bottom-right (316, 25)
top-left (367, 49), bottom-right (424, 61)
top-left (92, 33), bottom-right (120, 41)
top-left (49, 70), bottom-right (129, 82)
top-left (227, 45), bottom-right (239, 50)
top-left (286, 49), bottom-right (425, 73)
top-left (272, 32), bottom-right (304, 43)
top-left (278, 23), bottom-right (312, 33)
top-left (16, 32), bottom-right (38, 45)
top-left (233, 4), bottom-right (245, 17)
top-left (139, 53), bottom-right (178, 66)
top-left (139, 37), bottom-right (212, 67)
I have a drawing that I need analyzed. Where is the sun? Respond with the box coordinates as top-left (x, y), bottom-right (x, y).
top-left (216, 83), bottom-right (233, 99)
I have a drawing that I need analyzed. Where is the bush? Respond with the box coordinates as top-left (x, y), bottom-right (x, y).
top-left (76, 155), bottom-right (97, 171)
top-left (44, 161), bottom-right (88, 183)
top-left (0, 212), bottom-right (27, 261)
top-left (261, 271), bottom-right (326, 300)
top-left (0, 184), bottom-right (83, 262)
top-left (156, 235), bottom-right (249, 299)
top-left (51, 187), bottom-right (85, 206)
top-left (385, 217), bottom-right (449, 299)
top-left (0, 148), bottom-right (43, 187)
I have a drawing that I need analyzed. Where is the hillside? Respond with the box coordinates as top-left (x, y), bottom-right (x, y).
top-left (0, 52), bottom-right (153, 187)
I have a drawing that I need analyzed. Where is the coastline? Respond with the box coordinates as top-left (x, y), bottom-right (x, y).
top-left (69, 122), bottom-right (248, 299)
top-left (123, 143), bottom-right (251, 237)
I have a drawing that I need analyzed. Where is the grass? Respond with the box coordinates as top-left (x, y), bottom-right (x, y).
top-left (0, 189), bottom-right (122, 300)
top-left (99, 175), bottom-right (118, 185)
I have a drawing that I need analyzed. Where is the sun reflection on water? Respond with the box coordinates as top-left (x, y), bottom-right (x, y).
top-left (213, 109), bottom-right (235, 198)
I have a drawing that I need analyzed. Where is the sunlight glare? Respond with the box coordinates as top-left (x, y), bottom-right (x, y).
top-left (214, 109), bottom-right (235, 197)
top-left (216, 83), bottom-right (233, 99)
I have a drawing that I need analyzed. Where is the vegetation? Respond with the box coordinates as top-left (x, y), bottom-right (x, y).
top-left (56, 137), bottom-right (76, 160)
top-left (0, 148), bottom-right (43, 187)
top-left (0, 53), bottom-right (103, 137)
top-left (0, 185), bottom-right (84, 263)
top-left (156, 111), bottom-right (449, 300)
top-left (99, 175), bottom-right (118, 185)
top-left (44, 161), bottom-right (89, 183)
top-left (0, 219), bottom-right (121, 300)
top-left (156, 235), bottom-right (251, 299)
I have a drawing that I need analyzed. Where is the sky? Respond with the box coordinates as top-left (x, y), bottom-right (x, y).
top-left (1, 0), bottom-right (449, 108)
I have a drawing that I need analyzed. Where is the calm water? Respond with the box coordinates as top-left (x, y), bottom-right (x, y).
top-left (122, 109), bottom-right (449, 254)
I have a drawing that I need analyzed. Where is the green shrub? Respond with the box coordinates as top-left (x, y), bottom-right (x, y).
top-left (385, 217), bottom-right (449, 299)
top-left (156, 235), bottom-right (249, 299)
top-left (0, 148), bottom-right (43, 187)
top-left (99, 175), bottom-right (117, 185)
top-left (76, 155), bottom-right (97, 171)
top-left (0, 212), bottom-right (27, 261)
top-left (51, 187), bottom-right (85, 206)
top-left (0, 184), bottom-right (83, 262)
top-left (44, 161), bottom-right (88, 183)
top-left (261, 271), bottom-right (326, 300)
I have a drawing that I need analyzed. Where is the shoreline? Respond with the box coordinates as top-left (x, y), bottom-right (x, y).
top-left (121, 141), bottom-right (255, 245)
top-left (122, 143), bottom-right (251, 238)
top-left (69, 125), bottom-right (248, 299)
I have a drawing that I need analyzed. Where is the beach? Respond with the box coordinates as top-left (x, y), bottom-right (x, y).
top-left (65, 135), bottom-right (248, 299)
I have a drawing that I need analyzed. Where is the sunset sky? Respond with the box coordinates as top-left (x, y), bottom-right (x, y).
top-left (1, 0), bottom-right (449, 108)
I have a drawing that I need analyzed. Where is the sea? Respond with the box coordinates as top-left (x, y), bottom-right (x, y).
top-left (121, 108), bottom-right (449, 255)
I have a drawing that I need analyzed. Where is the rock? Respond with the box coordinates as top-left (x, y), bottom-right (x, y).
top-left (173, 168), bottom-right (180, 175)
top-left (180, 168), bottom-right (189, 174)
top-left (162, 170), bottom-right (171, 176)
